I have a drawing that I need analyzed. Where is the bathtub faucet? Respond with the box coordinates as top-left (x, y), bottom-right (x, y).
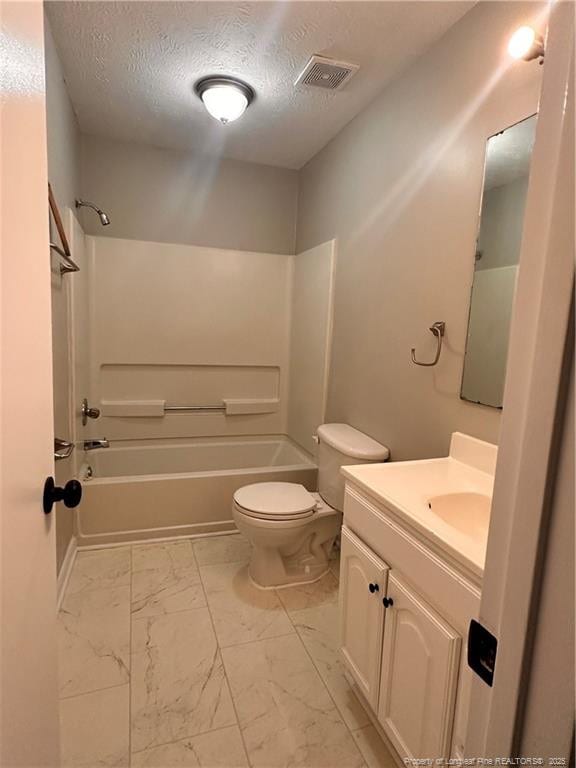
top-left (83, 439), bottom-right (110, 451)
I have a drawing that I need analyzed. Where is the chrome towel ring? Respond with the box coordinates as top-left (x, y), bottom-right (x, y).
top-left (411, 321), bottom-right (445, 367)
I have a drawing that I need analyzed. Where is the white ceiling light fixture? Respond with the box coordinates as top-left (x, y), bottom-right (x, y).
top-left (195, 76), bottom-right (255, 124)
top-left (507, 25), bottom-right (545, 62)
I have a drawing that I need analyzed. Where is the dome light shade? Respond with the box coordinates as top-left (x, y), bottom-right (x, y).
top-left (508, 26), bottom-right (544, 61)
top-left (195, 76), bottom-right (254, 124)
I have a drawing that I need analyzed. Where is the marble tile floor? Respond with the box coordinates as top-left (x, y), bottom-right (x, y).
top-left (58, 533), bottom-right (397, 768)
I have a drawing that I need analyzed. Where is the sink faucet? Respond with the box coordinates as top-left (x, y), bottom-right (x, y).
top-left (83, 439), bottom-right (110, 451)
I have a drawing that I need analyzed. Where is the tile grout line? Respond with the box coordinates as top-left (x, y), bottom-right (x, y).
top-left (65, 546), bottom-right (133, 598)
top-left (59, 680), bottom-right (129, 702)
top-left (130, 599), bottom-right (208, 623)
top-left (194, 541), bottom-right (254, 768)
top-left (277, 571), bottom-right (369, 766)
top-left (75, 538), bottom-right (374, 766)
top-left (129, 721), bottom-right (253, 759)
top-left (217, 630), bottom-right (297, 652)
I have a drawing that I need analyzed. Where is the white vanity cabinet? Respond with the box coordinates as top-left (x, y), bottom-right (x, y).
top-left (378, 572), bottom-right (461, 758)
top-left (339, 484), bottom-right (482, 762)
top-left (339, 527), bottom-right (388, 707)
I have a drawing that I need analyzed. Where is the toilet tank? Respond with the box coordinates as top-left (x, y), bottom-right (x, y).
top-left (316, 423), bottom-right (389, 511)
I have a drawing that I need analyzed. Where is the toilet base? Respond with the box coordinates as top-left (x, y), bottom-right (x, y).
top-left (233, 501), bottom-right (342, 588)
top-left (243, 514), bottom-right (341, 588)
top-left (248, 544), bottom-right (335, 589)
top-left (249, 560), bottom-right (335, 591)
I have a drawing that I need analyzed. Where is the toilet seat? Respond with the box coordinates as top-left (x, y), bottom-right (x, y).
top-left (233, 482), bottom-right (317, 521)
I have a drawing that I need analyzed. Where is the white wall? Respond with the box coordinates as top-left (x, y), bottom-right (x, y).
top-left (45, 18), bottom-right (79, 212)
top-left (287, 241), bottom-right (335, 455)
top-left (46, 2), bottom-right (546, 505)
top-left (296, 2), bottom-right (543, 460)
top-left (85, 237), bottom-right (292, 441)
top-left (79, 135), bottom-right (298, 255)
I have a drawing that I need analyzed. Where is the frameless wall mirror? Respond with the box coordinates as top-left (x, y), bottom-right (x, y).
top-left (461, 114), bottom-right (537, 408)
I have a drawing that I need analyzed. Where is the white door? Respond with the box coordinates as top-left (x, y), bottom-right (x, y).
top-left (466, 5), bottom-right (575, 755)
top-left (339, 526), bottom-right (388, 707)
top-left (378, 573), bottom-right (461, 760)
top-left (0, 2), bottom-right (60, 764)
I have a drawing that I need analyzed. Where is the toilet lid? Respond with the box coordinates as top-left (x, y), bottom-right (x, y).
top-left (233, 482), bottom-right (317, 519)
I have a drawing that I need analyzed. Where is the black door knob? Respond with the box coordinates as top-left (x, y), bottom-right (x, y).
top-left (368, 583), bottom-right (379, 593)
top-left (43, 477), bottom-right (82, 515)
top-left (382, 597), bottom-right (394, 608)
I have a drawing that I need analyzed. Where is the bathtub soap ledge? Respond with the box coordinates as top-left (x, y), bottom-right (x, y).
top-left (223, 398), bottom-right (280, 415)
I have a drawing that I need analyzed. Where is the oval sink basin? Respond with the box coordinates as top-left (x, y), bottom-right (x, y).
top-left (427, 492), bottom-right (491, 538)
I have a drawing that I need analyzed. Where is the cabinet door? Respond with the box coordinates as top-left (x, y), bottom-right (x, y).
top-left (378, 573), bottom-right (461, 759)
top-left (339, 526), bottom-right (389, 708)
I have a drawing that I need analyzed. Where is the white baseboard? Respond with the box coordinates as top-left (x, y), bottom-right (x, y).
top-left (57, 535), bottom-right (77, 610)
top-left (76, 519), bottom-right (237, 549)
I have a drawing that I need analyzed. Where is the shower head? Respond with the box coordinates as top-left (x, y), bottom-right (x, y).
top-left (75, 199), bottom-right (111, 226)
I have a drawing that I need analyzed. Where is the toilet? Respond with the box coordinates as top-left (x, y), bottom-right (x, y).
top-left (233, 423), bottom-right (389, 588)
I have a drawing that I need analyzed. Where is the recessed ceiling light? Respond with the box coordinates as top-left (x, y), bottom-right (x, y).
top-left (195, 76), bottom-right (255, 124)
top-left (508, 25), bottom-right (545, 61)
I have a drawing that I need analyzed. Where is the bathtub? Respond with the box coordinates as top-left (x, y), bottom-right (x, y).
top-left (77, 435), bottom-right (317, 546)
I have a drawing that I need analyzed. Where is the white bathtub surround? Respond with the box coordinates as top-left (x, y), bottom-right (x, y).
top-left (87, 238), bottom-right (292, 443)
top-left (287, 240), bottom-right (336, 455)
top-left (58, 533), bottom-right (396, 768)
top-left (100, 397), bottom-right (281, 418)
top-left (77, 436), bottom-right (316, 546)
top-left (81, 237), bottom-right (334, 446)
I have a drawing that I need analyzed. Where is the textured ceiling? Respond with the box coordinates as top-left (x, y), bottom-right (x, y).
top-left (47, 1), bottom-right (474, 169)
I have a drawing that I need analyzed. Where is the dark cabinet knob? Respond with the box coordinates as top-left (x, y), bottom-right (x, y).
top-left (382, 597), bottom-right (394, 608)
top-left (43, 477), bottom-right (82, 514)
top-left (368, 583), bottom-right (379, 593)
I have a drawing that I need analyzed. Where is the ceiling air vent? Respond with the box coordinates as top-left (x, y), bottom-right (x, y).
top-left (295, 55), bottom-right (359, 91)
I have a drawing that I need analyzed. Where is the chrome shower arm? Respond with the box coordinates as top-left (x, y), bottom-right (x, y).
top-left (75, 199), bottom-right (110, 226)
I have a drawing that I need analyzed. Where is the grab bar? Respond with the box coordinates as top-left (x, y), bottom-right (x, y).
top-left (164, 404), bottom-right (225, 413)
top-left (50, 242), bottom-right (80, 275)
top-left (411, 321), bottom-right (445, 367)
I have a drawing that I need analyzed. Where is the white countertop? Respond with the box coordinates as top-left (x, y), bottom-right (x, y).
top-left (341, 433), bottom-right (497, 578)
